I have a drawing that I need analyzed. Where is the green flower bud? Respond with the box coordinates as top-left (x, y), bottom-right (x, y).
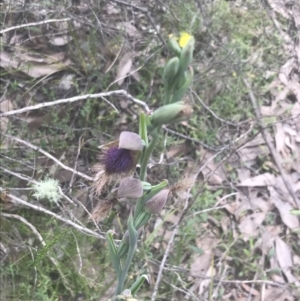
top-left (167, 36), bottom-right (181, 56)
top-left (170, 68), bottom-right (194, 104)
top-left (178, 36), bottom-right (195, 76)
top-left (144, 189), bottom-right (170, 214)
top-left (150, 101), bottom-right (193, 127)
top-left (163, 57), bottom-right (180, 103)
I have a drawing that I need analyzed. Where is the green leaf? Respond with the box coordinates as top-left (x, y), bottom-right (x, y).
top-left (107, 232), bottom-right (121, 276)
top-left (139, 113), bottom-right (148, 147)
top-left (130, 274), bottom-right (149, 295)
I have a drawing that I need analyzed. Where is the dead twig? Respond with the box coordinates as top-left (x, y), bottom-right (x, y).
top-left (0, 90), bottom-right (150, 117)
top-left (2, 134), bottom-right (93, 181)
top-left (0, 18), bottom-right (71, 35)
top-left (244, 79), bottom-right (300, 208)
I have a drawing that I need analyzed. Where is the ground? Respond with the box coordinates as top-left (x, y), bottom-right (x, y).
top-left (0, 0), bottom-right (300, 300)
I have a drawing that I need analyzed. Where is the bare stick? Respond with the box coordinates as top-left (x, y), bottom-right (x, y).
top-left (0, 18), bottom-right (71, 34)
top-left (244, 79), bottom-right (300, 208)
top-left (5, 192), bottom-right (105, 239)
top-left (0, 90), bottom-right (150, 117)
top-left (0, 166), bottom-right (37, 184)
top-left (2, 133), bottom-right (93, 181)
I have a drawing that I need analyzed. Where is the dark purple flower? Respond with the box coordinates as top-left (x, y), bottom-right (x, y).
top-left (93, 132), bottom-right (143, 195)
top-left (104, 147), bottom-right (135, 174)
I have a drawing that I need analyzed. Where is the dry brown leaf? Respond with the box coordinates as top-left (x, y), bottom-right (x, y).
top-left (237, 168), bottom-right (251, 182)
top-left (255, 225), bottom-right (281, 255)
top-left (0, 51), bottom-right (70, 78)
top-left (276, 237), bottom-right (300, 287)
top-left (119, 22), bottom-right (138, 38)
top-left (279, 58), bottom-right (295, 85)
top-left (189, 253), bottom-right (215, 297)
top-left (0, 99), bottom-right (14, 112)
top-left (270, 187), bottom-right (299, 229)
top-left (238, 173), bottom-right (276, 187)
top-left (16, 51), bottom-right (66, 65)
top-left (275, 123), bottom-right (288, 156)
top-left (200, 152), bottom-right (226, 185)
top-left (250, 197), bottom-right (273, 213)
top-left (238, 212), bottom-right (266, 240)
top-left (253, 287), bottom-right (294, 301)
top-left (198, 265), bottom-right (215, 296)
top-left (190, 253), bottom-right (212, 278)
top-left (130, 69), bottom-right (141, 83)
top-left (23, 62), bottom-right (71, 78)
top-left (115, 52), bottom-right (133, 86)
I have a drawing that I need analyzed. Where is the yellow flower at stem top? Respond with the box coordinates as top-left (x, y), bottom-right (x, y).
top-left (178, 32), bottom-right (193, 48)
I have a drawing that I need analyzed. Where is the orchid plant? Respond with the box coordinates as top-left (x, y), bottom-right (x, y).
top-left (92, 33), bottom-right (195, 300)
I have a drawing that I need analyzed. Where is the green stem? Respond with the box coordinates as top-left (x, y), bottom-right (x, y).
top-left (139, 127), bottom-right (161, 181)
top-left (115, 242), bottom-right (136, 297)
top-left (115, 217), bottom-right (138, 297)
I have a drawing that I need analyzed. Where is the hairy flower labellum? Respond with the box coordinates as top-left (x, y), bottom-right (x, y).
top-left (93, 131), bottom-right (143, 195)
top-left (104, 147), bottom-right (135, 174)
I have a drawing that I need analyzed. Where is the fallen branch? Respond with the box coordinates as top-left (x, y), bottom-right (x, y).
top-left (2, 133), bottom-right (93, 181)
top-left (0, 90), bottom-right (150, 117)
top-left (0, 18), bottom-right (71, 34)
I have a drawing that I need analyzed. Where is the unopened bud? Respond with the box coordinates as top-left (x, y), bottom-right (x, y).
top-left (150, 101), bottom-right (193, 127)
top-left (163, 57), bottom-right (180, 101)
top-left (170, 68), bottom-right (194, 103)
top-left (119, 131), bottom-right (143, 151)
top-left (167, 35), bottom-right (181, 56)
top-left (117, 177), bottom-right (143, 199)
top-left (144, 189), bottom-right (170, 214)
top-left (178, 36), bottom-right (195, 76)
